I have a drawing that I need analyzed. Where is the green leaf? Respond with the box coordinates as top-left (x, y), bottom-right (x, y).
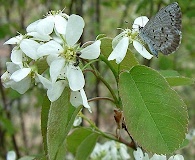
top-left (180, 138), bottom-right (189, 149)
top-left (41, 95), bottom-right (50, 155)
top-left (46, 87), bottom-right (82, 160)
top-left (166, 77), bottom-right (194, 86)
top-left (159, 70), bottom-right (194, 86)
top-left (75, 133), bottom-right (99, 160)
top-left (159, 70), bottom-right (180, 77)
top-left (47, 90), bottom-right (69, 160)
top-left (55, 140), bottom-right (67, 160)
top-left (66, 128), bottom-right (95, 154)
top-left (119, 65), bottom-right (188, 154)
top-left (66, 128), bottom-right (99, 159)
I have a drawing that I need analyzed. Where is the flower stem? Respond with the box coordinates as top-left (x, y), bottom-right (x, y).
top-left (82, 59), bottom-right (100, 71)
top-left (79, 112), bottom-right (117, 140)
top-left (99, 54), bottom-right (118, 81)
top-left (84, 68), bottom-right (119, 106)
top-left (88, 96), bottom-right (115, 104)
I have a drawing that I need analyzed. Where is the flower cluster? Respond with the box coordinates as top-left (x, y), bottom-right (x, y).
top-left (1, 11), bottom-right (101, 111)
top-left (90, 140), bottom-right (130, 160)
top-left (134, 148), bottom-right (184, 160)
top-left (108, 16), bottom-right (153, 64)
top-left (90, 142), bottom-right (184, 160)
top-left (1, 13), bottom-right (155, 110)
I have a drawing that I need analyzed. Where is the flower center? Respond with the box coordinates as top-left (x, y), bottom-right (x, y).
top-left (62, 46), bottom-right (77, 63)
top-left (124, 29), bottom-right (138, 40)
top-left (123, 29), bottom-right (144, 45)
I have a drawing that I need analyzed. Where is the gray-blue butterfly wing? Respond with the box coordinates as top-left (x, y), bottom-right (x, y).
top-left (139, 2), bottom-right (182, 56)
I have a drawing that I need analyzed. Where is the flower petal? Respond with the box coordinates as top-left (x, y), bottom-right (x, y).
top-left (1, 72), bottom-right (12, 88)
top-left (80, 88), bottom-right (91, 112)
top-left (36, 16), bottom-right (54, 35)
top-left (70, 89), bottom-right (91, 111)
top-left (36, 74), bottom-right (51, 89)
top-left (80, 40), bottom-right (101, 59)
top-left (133, 40), bottom-right (153, 59)
top-left (108, 37), bottom-right (129, 64)
top-left (150, 154), bottom-right (166, 160)
top-left (70, 90), bottom-right (83, 107)
top-left (10, 68), bottom-right (31, 82)
top-left (4, 35), bottom-right (23, 45)
top-left (73, 117), bottom-right (82, 126)
top-left (6, 62), bottom-right (20, 74)
top-left (46, 54), bottom-right (60, 66)
top-left (66, 14), bottom-right (85, 46)
top-left (132, 16), bottom-right (149, 32)
top-left (6, 151), bottom-right (16, 160)
top-left (133, 148), bottom-right (144, 160)
top-left (11, 76), bottom-right (31, 94)
top-left (27, 32), bottom-right (52, 41)
top-left (54, 15), bottom-right (68, 35)
top-left (37, 40), bottom-right (63, 56)
top-left (11, 48), bottom-right (23, 65)
top-left (112, 32), bottom-right (125, 48)
top-left (50, 58), bottom-right (65, 83)
top-left (6, 62), bottom-right (21, 73)
top-left (20, 39), bottom-right (40, 60)
top-left (168, 154), bottom-right (184, 160)
top-left (26, 19), bottom-right (41, 32)
top-left (52, 34), bottom-right (63, 44)
top-left (66, 65), bottom-right (84, 91)
top-left (119, 144), bottom-right (130, 159)
top-left (47, 80), bottom-right (66, 102)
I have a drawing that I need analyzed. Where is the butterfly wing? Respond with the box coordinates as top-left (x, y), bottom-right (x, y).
top-left (139, 2), bottom-right (182, 56)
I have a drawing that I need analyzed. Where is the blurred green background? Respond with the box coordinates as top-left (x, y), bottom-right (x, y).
top-left (0, 0), bottom-right (195, 159)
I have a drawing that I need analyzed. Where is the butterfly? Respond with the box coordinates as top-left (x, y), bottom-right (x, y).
top-left (139, 2), bottom-right (182, 57)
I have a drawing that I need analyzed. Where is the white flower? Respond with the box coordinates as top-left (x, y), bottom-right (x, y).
top-left (73, 116), bottom-right (82, 126)
top-left (90, 141), bottom-right (130, 160)
top-left (108, 16), bottom-right (153, 64)
top-left (6, 151), bottom-right (16, 160)
top-left (4, 35), bottom-right (24, 66)
top-left (108, 37), bottom-right (129, 64)
top-left (168, 155), bottom-right (184, 160)
top-left (20, 39), bottom-right (41, 60)
top-left (1, 62), bottom-right (31, 94)
top-left (4, 34), bottom-right (41, 60)
top-left (37, 73), bottom-right (91, 111)
top-left (133, 148), bottom-right (184, 160)
top-left (36, 73), bottom-right (67, 102)
top-left (26, 10), bottom-right (69, 35)
top-left (90, 143), bottom-right (103, 159)
top-left (132, 16), bottom-right (149, 32)
top-left (133, 148), bottom-right (166, 160)
top-left (150, 154), bottom-right (166, 160)
top-left (37, 14), bottom-right (101, 91)
top-left (118, 143), bottom-right (131, 159)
